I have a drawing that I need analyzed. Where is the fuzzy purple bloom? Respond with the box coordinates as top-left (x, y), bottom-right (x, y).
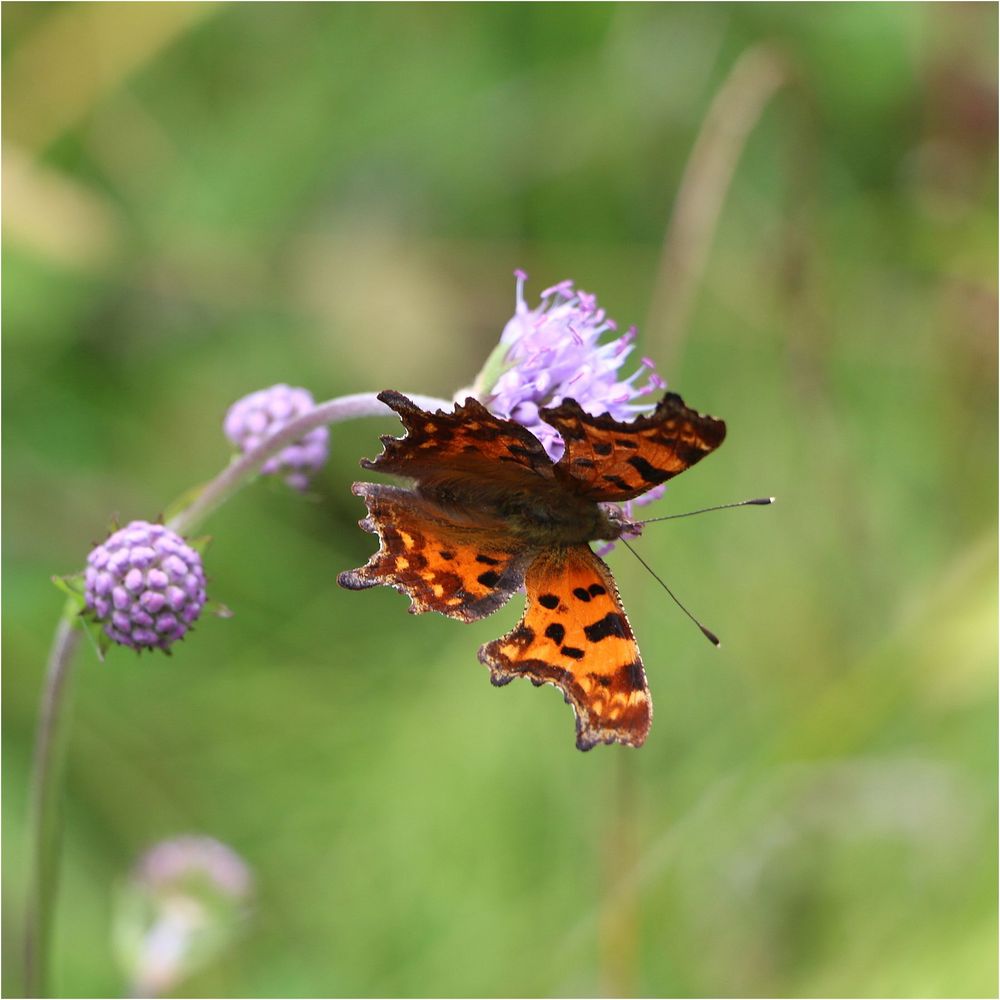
top-left (135, 836), bottom-right (252, 900)
top-left (84, 521), bottom-right (207, 651)
top-left (480, 271), bottom-right (666, 464)
top-left (224, 384), bottom-right (329, 490)
top-left (117, 836), bottom-right (252, 996)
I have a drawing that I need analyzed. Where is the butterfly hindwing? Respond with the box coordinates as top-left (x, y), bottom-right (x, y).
top-left (338, 483), bottom-right (529, 622)
top-left (478, 545), bottom-right (651, 750)
top-left (540, 392), bottom-right (726, 502)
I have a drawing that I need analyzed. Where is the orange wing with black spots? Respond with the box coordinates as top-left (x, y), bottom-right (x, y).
top-left (479, 546), bottom-right (651, 750)
top-left (540, 392), bottom-right (726, 502)
top-left (365, 390), bottom-right (554, 485)
top-left (338, 483), bottom-right (529, 622)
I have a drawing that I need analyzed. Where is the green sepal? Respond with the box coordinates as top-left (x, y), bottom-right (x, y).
top-left (53, 577), bottom-right (117, 660)
top-left (470, 339), bottom-right (514, 399)
top-left (77, 611), bottom-right (113, 662)
top-left (52, 573), bottom-right (86, 608)
top-left (187, 535), bottom-right (213, 557)
top-left (162, 481), bottom-right (209, 525)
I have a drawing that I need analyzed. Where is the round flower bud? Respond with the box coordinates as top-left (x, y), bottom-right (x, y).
top-left (84, 521), bottom-right (207, 651)
top-left (223, 384), bottom-right (328, 490)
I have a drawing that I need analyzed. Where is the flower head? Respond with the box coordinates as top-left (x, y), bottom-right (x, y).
top-left (476, 271), bottom-right (666, 463)
top-left (135, 836), bottom-right (253, 900)
top-left (224, 384), bottom-right (329, 490)
top-left (84, 521), bottom-right (207, 651)
top-left (115, 836), bottom-right (252, 997)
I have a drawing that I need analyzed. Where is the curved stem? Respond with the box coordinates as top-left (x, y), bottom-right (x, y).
top-left (23, 612), bottom-right (83, 998)
top-left (26, 389), bottom-right (451, 995)
top-left (166, 391), bottom-right (451, 535)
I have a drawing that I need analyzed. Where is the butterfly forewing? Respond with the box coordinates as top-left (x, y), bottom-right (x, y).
top-left (541, 393), bottom-right (726, 502)
top-left (365, 391), bottom-right (554, 485)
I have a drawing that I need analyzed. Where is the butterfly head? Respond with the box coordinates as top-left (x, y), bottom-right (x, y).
top-left (597, 502), bottom-right (643, 542)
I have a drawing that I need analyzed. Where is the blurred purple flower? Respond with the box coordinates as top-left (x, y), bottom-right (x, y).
top-left (136, 836), bottom-right (253, 899)
top-left (115, 836), bottom-right (253, 997)
top-left (85, 521), bottom-right (206, 651)
top-left (224, 384), bottom-right (329, 490)
top-left (477, 270), bottom-right (666, 463)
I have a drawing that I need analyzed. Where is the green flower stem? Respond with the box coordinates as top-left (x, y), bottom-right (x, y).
top-left (23, 610), bottom-right (83, 998)
top-left (25, 389), bottom-right (450, 996)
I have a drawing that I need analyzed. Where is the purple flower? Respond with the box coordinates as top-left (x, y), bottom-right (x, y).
top-left (135, 836), bottom-right (253, 900)
top-left (478, 271), bottom-right (667, 463)
top-left (117, 836), bottom-right (252, 996)
top-left (471, 272), bottom-right (670, 553)
top-left (84, 521), bottom-right (207, 651)
top-left (224, 384), bottom-right (329, 490)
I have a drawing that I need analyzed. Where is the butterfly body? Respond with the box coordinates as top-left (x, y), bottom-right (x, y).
top-left (419, 478), bottom-right (625, 548)
top-left (339, 389), bottom-right (725, 750)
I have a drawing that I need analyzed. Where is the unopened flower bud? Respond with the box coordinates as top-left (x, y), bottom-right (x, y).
top-left (85, 522), bottom-right (206, 651)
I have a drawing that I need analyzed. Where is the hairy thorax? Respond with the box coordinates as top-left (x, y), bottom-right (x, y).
top-left (417, 475), bottom-right (627, 547)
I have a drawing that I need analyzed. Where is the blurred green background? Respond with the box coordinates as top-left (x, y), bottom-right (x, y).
top-left (3, 3), bottom-right (997, 997)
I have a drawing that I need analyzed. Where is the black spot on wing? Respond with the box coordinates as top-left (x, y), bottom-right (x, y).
top-left (538, 593), bottom-right (560, 610)
top-left (544, 623), bottom-right (566, 645)
top-left (622, 661), bottom-right (645, 689)
top-left (584, 612), bottom-right (629, 642)
top-left (593, 674), bottom-right (612, 687)
top-left (627, 455), bottom-right (669, 485)
top-left (593, 441), bottom-right (613, 456)
top-left (561, 646), bottom-right (585, 660)
top-left (475, 554), bottom-right (500, 565)
top-left (679, 443), bottom-right (710, 465)
top-left (572, 587), bottom-right (592, 602)
top-left (439, 550), bottom-right (455, 560)
top-left (614, 438), bottom-right (639, 449)
top-left (602, 474), bottom-right (632, 491)
top-left (588, 584), bottom-right (606, 597)
top-left (477, 570), bottom-right (502, 588)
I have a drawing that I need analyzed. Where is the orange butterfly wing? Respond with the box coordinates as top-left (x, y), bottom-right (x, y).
top-left (364, 390), bottom-right (554, 486)
top-left (541, 392), bottom-right (726, 502)
top-left (479, 545), bottom-right (651, 750)
top-left (338, 483), bottom-right (528, 622)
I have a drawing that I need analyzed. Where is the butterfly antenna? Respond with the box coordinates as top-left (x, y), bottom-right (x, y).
top-left (636, 496), bottom-right (775, 526)
top-left (620, 538), bottom-right (721, 647)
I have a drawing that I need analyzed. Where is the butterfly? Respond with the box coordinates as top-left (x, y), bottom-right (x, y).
top-left (338, 389), bottom-right (726, 749)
